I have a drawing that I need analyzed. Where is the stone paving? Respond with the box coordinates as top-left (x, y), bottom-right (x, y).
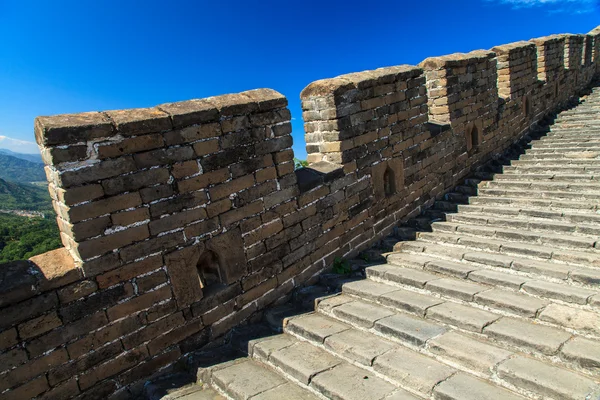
top-left (148, 89), bottom-right (600, 399)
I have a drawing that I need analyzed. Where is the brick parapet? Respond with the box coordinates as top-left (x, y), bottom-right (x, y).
top-left (1, 25), bottom-right (599, 400)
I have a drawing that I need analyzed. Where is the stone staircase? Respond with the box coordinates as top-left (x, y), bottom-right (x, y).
top-left (145, 90), bottom-right (600, 400)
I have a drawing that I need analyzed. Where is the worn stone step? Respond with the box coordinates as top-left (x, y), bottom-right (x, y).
top-left (444, 212), bottom-right (600, 237)
top-left (469, 195), bottom-right (598, 211)
top-left (391, 240), bottom-right (600, 288)
top-left (322, 283), bottom-right (598, 378)
top-left (456, 203), bottom-right (600, 226)
top-left (497, 356), bottom-right (600, 400)
top-left (482, 179), bottom-right (600, 192)
top-left (512, 158), bottom-right (600, 166)
top-left (374, 259), bottom-right (578, 323)
top-left (248, 332), bottom-right (417, 400)
top-left (281, 313), bottom-right (446, 398)
top-left (428, 222), bottom-right (598, 251)
top-left (526, 147), bottom-right (600, 153)
top-left (433, 373), bottom-right (526, 400)
top-left (497, 172), bottom-right (600, 182)
top-left (205, 358), bottom-right (319, 400)
top-left (520, 153), bottom-right (600, 161)
top-left (478, 187), bottom-right (600, 201)
top-left (416, 231), bottom-right (600, 269)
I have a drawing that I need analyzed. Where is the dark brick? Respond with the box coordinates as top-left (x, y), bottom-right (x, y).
top-left (35, 112), bottom-right (113, 147)
top-left (78, 346), bottom-right (149, 390)
top-left (48, 341), bottom-right (122, 385)
top-left (119, 232), bottom-right (185, 262)
top-left (201, 147), bottom-right (252, 171)
top-left (102, 167), bottom-right (170, 196)
top-left (121, 312), bottom-right (184, 350)
top-left (118, 347), bottom-right (181, 386)
top-left (133, 146), bottom-right (195, 168)
top-left (0, 348), bottom-right (68, 391)
top-left (0, 292), bottom-right (58, 330)
top-left (67, 316), bottom-right (139, 359)
top-left (136, 270), bottom-right (168, 293)
top-left (106, 285), bottom-right (172, 321)
top-left (59, 156), bottom-right (136, 188)
top-left (147, 319), bottom-right (203, 355)
top-left (59, 284), bottom-right (133, 323)
top-left (149, 191), bottom-right (208, 218)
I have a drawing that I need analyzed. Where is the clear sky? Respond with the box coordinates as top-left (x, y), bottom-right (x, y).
top-left (0, 0), bottom-right (598, 158)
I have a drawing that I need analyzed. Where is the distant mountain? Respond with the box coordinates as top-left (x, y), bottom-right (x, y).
top-left (0, 148), bottom-right (43, 164)
top-left (0, 178), bottom-right (52, 213)
top-left (0, 153), bottom-right (46, 183)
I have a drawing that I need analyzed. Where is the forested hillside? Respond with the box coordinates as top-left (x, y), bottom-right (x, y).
top-left (0, 213), bottom-right (61, 262)
top-left (0, 152), bottom-right (46, 183)
top-left (0, 178), bottom-right (54, 213)
top-left (0, 177), bottom-right (61, 262)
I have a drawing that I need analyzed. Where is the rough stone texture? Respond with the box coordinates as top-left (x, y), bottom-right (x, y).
top-left (211, 359), bottom-right (286, 400)
top-left (324, 328), bottom-right (395, 366)
top-left (373, 347), bottom-right (455, 395)
top-left (374, 313), bottom-right (447, 346)
top-left (497, 356), bottom-right (600, 400)
top-left (311, 363), bottom-right (396, 400)
top-left (426, 302), bottom-right (500, 332)
top-left (434, 373), bottom-right (525, 400)
top-left (484, 318), bottom-right (572, 355)
top-left (269, 341), bottom-right (341, 384)
top-left (285, 313), bottom-right (349, 343)
top-left (427, 331), bottom-right (513, 374)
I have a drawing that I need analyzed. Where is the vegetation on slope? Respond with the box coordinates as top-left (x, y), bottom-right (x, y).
top-left (0, 148), bottom-right (43, 164)
top-left (0, 178), bottom-right (54, 213)
top-left (0, 213), bottom-right (61, 263)
top-left (0, 178), bottom-right (61, 262)
top-left (0, 152), bottom-right (46, 183)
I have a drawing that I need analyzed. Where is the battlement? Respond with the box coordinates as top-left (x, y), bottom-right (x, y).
top-left (1, 26), bottom-right (600, 399)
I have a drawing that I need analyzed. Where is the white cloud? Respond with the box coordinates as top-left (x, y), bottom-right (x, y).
top-left (0, 135), bottom-right (40, 154)
top-left (495, 0), bottom-right (597, 13)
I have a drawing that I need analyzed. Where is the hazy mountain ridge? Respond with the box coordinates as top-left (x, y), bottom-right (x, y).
top-left (0, 148), bottom-right (43, 164)
top-left (0, 178), bottom-right (53, 212)
top-left (0, 152), bottom-right (46, 183)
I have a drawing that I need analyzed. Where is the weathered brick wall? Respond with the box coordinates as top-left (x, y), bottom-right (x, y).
top-left (0, 26), bottom-right (599, 400)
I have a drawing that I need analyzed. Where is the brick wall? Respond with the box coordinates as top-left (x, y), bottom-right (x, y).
top-left (1, 26), bottom-right (599, 400)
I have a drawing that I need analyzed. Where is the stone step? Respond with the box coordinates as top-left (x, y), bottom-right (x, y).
top-left (445, 212), bottom-right (600, 237)
top-left (454, 205), bottom-right (600, 233)
top-left (497, 356), bottom-right (600, 400)
top-left (391, 241), bottom-right (600, 288)
top-left (504, 165), bottom-right (600, 175)
top-left (256, 317), bottom-right (429, 399)
top-left (283, 312), bottom-right (527, 399)
top-left (398, 232), bottom-right (600, 269)
top-left (201, 357), bottom-right (321, 400)
top-left (427, 220), bottom-right (599, 252)
top-left (370, 257), bottom-right (600, 336)
top-left (533, 142), bottom-right (600, 149)
top-left (520, 153), bottom-right (600, 160)
top-left (469, 195), bottom-right (598, 212)
top-left (526, 147), bottom-right (600, 153)
top-left (496, 172), bottom-right (600, 182)
top-left (482, 179), bottom-right (600, 193)
top-left (512, 159), bottom-right (600, 166)
top-left (477, 187), bottom-right (600, 201)
top-left (323, 280), bottom-right (599, 381)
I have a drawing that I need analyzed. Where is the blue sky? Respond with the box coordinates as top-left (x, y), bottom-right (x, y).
top-left (0, 0), bottom-right (598, 158)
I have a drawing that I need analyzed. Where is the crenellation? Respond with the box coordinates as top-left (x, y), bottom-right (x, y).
top-left (1, 25), bottom-right (600, 400)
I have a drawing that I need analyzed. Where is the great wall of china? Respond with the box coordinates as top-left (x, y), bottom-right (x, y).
top-left (1, 27), bottom-right (600, 400)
